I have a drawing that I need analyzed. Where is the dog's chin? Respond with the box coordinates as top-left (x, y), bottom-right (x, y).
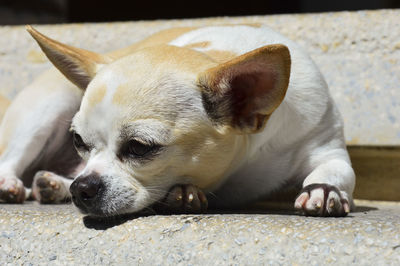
top-left (73, 196), bottom-right (156, 218)
top-left (75, 204), bottom-right (140, 218)
top-left (77, 203), bottom-right (135, 217)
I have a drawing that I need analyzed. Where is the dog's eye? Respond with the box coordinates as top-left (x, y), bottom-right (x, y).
top-left (72, 132), bottom-right (89, 151)
top-left (122, 140), bottom-right (157, 158)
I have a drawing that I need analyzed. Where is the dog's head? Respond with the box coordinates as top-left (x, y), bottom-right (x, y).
top-left (27, 26), bottom-right (290, 216)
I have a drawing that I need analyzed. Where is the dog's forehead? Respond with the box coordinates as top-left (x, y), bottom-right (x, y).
top-left (82, 66), bottom-right (192, 118)
top-left (76, 46), bottom-right (213, 135)
top-left (81, 46), bottom-right (215, 114)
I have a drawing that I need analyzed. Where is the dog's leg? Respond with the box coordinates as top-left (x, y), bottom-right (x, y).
top-left (0, 70), bottom-right (82, 203)
top-left (0, 175), bottom-right (26, 203)
top-left (31, 171), bottom-right (73, 204)
top-left (31, 159), bottom-right (85, 204)
top-left (294, 155), bottom-right (355, 217)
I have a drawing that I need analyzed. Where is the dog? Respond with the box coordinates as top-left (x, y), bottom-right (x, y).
top-left (0, 24), bottom-right (355, 217)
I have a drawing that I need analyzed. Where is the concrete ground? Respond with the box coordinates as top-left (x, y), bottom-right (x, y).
top-left (0, 9), bottom-right (399, 266)
top-left (1, 200), bottom-right (399, 265)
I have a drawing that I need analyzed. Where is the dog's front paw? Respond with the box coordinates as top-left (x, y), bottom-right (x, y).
top-left (32, 171), bottom-right (70, 204)
top-left (294, 183), bottom-right (350, 217)
top-left (158, 184), bottom-right (208, 214)
top-left (0, 176), bottom-right (25, 203)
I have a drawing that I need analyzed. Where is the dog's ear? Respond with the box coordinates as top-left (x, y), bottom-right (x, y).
top-left (198, 44), bottom-right (291, 134)
top-left (26, 25), bottom-right (112, 90)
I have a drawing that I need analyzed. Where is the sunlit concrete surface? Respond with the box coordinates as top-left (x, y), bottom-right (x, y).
top-left (0, 9), bottom-right (399, 265)
top-left (0, 200), bottom-right (399, 265)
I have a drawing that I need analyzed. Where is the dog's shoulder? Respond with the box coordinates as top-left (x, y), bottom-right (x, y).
top-left (168, 24), bottom-right (296, 63)
top-left (107, 27), bottom-right (197, 59)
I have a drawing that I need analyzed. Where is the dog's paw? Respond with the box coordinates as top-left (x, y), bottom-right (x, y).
top-left (32, 171), bottom-right (70, 204)
top-left (0, 175), bottom-right (25, 203)
top-left (294, 183), bottom-right (350, 217)
top-left (158, 184), bottom-right (208, 214)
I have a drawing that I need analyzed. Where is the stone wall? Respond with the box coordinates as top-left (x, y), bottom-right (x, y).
top-left (0, 9), bottom-right (399, 145)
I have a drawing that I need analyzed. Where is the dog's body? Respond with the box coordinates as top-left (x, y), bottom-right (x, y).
top-left (0, 25), bottom-right (355, 217)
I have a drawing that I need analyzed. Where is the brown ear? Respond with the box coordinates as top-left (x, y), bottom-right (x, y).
top-left (199, 44), bottom-right (291, 133)
top-left (26, 25), bottom-right (112, 90)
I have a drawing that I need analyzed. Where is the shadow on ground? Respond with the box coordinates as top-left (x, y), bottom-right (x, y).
top-left (82, 201), bottom-right (379, 230)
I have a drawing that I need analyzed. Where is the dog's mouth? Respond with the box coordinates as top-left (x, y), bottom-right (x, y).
top-left (72, 198), bottom-right (155, 218)
top-left (72, 196), bottom-right (137, 217)
top-left (71, 192), bottom-right (108, 217)
top-left (69, 175), bottom-right (172, 217)
top-left (71, 185), bottom-right (156, 218)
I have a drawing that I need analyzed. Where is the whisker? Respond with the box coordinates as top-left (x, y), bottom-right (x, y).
top-left (207, 191), bottom-right (220, 200)
top-left (143, 206), bottom-right (157, 215)
top-left (57, 118), bottom-right (73, 126)
top-left (152, 199), bottom-right (169, 207)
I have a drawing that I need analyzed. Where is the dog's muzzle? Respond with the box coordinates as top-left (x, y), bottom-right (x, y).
top-left (70, 174), bottom-right (105, 214)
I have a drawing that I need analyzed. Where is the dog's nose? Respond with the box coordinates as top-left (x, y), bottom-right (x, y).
top-left (70, 174), bottom-right (104, 207)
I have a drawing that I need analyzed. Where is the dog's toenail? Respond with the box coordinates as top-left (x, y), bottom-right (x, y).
top-left (329, 199), bottom-right (335, 208)
top-left (50, 181), bottom-right (59, 189)
top-left (188, 193), bottom-right (194, 202)
top-left (176, 195), bottom-right (182, 201)
top-left (343, 203), bottom-right (350, 213)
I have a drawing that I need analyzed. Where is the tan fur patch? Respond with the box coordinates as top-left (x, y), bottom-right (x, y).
top-left (241, 23), bottom-right (262, 28)
top-left (183, 41), bottom-right (211, 49)
top-left (122, 45), bottom-right (217, 75)
top-left (108, 26), bottom-right (263, 61)
top-left (110, 45), bottom-right (216, 108)
top-left (0, 94), bottom-right (10, 122)
top-left (108, 27), bottom-right (197, 59)
top-left (0, 95), bottom-right (9, 156)
top-left (177, 132), bottom-right (238, 189)
top-left (87, 85), bottom-right (107, 108)
top-left (0, 144), bottom-right (5, 157)
top-left (0, 94), bottom-right (11, 156)
top-left (202, 50), bottom-right (238, 63)
top-left (112, 84), bottom-right (132, 106)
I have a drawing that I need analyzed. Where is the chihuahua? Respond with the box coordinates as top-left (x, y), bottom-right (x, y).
top-left (0, 25), bottom-right (355, 217)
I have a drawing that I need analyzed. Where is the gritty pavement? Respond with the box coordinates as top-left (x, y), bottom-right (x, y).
top-left (0, 200), bottom-right (399, 265)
